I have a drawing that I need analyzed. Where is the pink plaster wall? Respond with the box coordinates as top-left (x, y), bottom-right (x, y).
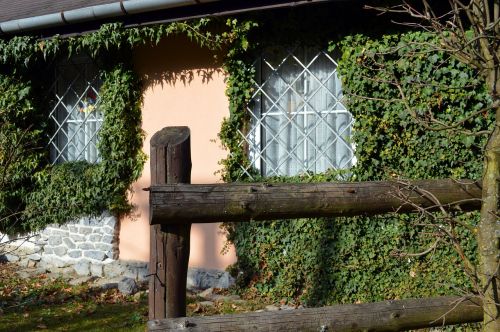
top-left (118, 36), bottom-right (236, 270)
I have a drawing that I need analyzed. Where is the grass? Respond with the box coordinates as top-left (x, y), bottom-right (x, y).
top-left (4, 261), bottom-right (476, 332)
top-left (0, 262), bottom-right (147, 331)
top-left (0, 262), bottom-right (269, 331)
top-left (186, 292), bottom-right (267, 317)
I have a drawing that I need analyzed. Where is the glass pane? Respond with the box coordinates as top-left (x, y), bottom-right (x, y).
top-left (247, 47), bottom-right (354, 177)
top-left (49, 55), bottom-right (103, 164)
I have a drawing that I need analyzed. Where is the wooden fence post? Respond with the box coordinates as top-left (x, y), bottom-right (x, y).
top-left (149, 126), bottom-right (191, 320)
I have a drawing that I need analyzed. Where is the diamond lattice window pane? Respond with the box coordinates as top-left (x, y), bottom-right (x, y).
top-left (48, 55), bottom-right (103, 164)
top-left (240, 46), bottom-right (355, 177)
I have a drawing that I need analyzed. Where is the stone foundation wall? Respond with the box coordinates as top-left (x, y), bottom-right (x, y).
top-left (1, 212), bottom-right (235, 289)
top-left (32, 212), bottom-right (120, 272)
top-left (1, 212), bottom-right (120, 277)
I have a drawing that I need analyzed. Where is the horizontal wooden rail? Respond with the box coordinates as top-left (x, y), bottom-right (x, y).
top-left (148, 296), bottom-right (482, 331)
top-left (150, 179), bottom-right (481, 224)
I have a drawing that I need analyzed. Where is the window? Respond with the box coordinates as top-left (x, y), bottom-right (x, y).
top-left (48, 55), bottom-right (103, 164)
top-left (242, 46), bottom-right (354, 177)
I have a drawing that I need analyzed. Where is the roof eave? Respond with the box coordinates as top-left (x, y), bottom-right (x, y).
top-left (0, 0), bottom-right (338, 37)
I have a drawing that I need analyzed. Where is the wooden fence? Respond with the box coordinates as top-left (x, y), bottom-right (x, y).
top-left (147, 127), bottom-right (483, 331)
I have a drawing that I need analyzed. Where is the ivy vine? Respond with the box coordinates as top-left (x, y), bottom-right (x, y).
top-left (218, 9), bottom-right (492, 312)
top-left (21, 64), bottom-right (146, 230)
top-left (0, 18), bottom-right (255, 233)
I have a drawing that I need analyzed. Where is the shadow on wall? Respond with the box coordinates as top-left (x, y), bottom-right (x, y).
top-left (136, 35), bottom-right (225, 90)
top-left (123, 34), bottom-right (235, 269)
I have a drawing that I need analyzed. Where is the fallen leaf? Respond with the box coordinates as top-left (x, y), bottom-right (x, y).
top-left (193, 303), bottom-right (202, 313)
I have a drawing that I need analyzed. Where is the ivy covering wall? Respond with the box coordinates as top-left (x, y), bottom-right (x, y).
top-left (0, 58), bottom-right (145, 233)
top-left (218, 5), bottom-right (493, 309)
top-left (0, 19), bottom-right (252, 234)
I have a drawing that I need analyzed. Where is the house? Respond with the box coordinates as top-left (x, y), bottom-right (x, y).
top-left (0, 0), bottom-right (363, 284)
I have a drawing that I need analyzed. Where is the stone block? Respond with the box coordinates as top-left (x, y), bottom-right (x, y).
top-left (200, 301), bottom-right (215, 307)
top-left (48, 236), bottom-right (62, 246)
top-left (60, 266), bottom-right (75, 275)
top-left (84, 250), bottom-right (106, 261)
top-left (105, 217), bottom-right (117, 228)
top-left (35, 238), bottom-right (47, 245)
top-left (101, 235), bottom-right (114, 244)
top-left (103, 262), bottom-right (125, 278)
top-left (102, 226), bottom-right (115, 235)
top-left (70, 234), bottom-right (85, 242)
top-left (67, 250), bottom-right (82, 258)
top-left (77, 243), bottom-right (94, 250)
top-left (118, 277), bottom-right (137, 295)
top-left (215, 272), bottom-right (236, 289)
top-left (199, 287), bottom-right (214, 298)
top-left (28, 253), bottom-right (41, 261)
top-left (69, 276), bottom-right (92, 286)
top-left (187, 268), bottom-right (235, 290)
top-left (88, 234), bottom-right (102, 242)
top-left (19, 258), bottom-right (30, 268)
top-left (93, 277), bottom-right (121, 290)
top-left (123, 268), bottom-right (138, 280)
top-left (91, 264), bottom-right (104, 277)
top-left (52, 246), bottom-right (67, 256)
top-left (43, 247), bottom-right (54, 255)
top-left (137, 266), bottom-right (150, 282)
top-left (63, 238), bottom-right (76, 249)
top-left (94, 243), bottom-right (113, 252)
top-left (78, 227), bottom-right (92, 235)
top-left (52, 229), bottom-right (68, 237)
top-left (42, 255), bottom-right (68, 268)
top-left (68, 225), bottom-right (78, 233)
top-left (74, 262), bottom-right (90, 276)
top-left (2, 254), bottom-right (20, 262)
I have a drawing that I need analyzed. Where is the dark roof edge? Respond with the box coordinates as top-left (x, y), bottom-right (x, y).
top-left (0, 0), bottom-right (219, 35)
top-left (0, 0), bottom-right (340, 37)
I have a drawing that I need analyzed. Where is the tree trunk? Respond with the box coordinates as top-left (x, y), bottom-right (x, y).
top-left (478, 98), bottom-right (500, 331)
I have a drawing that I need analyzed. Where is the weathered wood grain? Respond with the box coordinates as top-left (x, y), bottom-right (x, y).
top-left (148, 296), bottom-right (482, 331)
top-left (150, 179), bottom-right (481, 225)
top-left (149, 126), bottom-right (192, 319)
